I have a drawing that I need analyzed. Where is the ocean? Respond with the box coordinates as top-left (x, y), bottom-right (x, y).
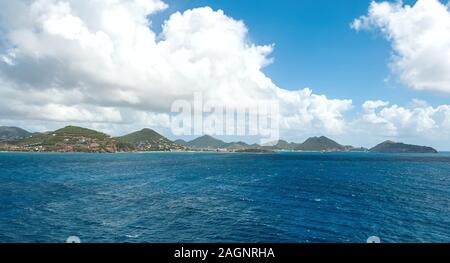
top-left (0, 152), bottom-right (449, 243)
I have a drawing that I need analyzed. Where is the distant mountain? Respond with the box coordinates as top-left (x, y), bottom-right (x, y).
top-left (183, 135), bottom-right (360, 152)
top-left (261, 137), bottom-right (368, 152)
top-left (174, 139), bottom-right (188, 146)
top-left (0, 126), bottom-right (32, 141)
top-left (184, 135), bottom-right (263, 150)
top-left (370, 141), bottom-right (438, 153)
top-left (116, 128), bottom-right (185, 151)
top-left (3, 125), bottom-right (437, 154)
top-left (271, 140), bottom-right (300, 151)
top-left (225, 141), bottom-right (253, 150)
top-left (11, 126), bottom-right (117, 153)
top-left (297, 136), bottom-right (346, 152)
top-left (185, 135), bottom-right (229, 149)
top-left (346, 146), bottom-right (369, 152)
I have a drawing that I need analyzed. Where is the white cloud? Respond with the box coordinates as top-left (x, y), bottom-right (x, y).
top-left (0, 0), bottom-right (352, 137)
top-left (362, 100), bottom-right (390, 113)
top-left (352, 0), bottom-right (450, 93)
top-left (358, 100), bottom-right (450, 140)
top-left (278, 88), bottom-right (352, 134)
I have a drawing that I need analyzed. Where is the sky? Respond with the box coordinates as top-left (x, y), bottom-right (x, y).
top-left (160, 0), bottom-right (449, 106)
top-left (0, 0), bottom-right (450, 149)
top-left (156, 0), bottom-right (393, 105)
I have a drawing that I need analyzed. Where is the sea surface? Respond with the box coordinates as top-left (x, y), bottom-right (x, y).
top-left (0, 152), bottom-right (449, 243)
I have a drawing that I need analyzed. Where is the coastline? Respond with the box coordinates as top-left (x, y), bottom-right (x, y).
top-left (0, 150), bottom-right (443, 154)
top-left (1, 126), bottom-right (439, 154)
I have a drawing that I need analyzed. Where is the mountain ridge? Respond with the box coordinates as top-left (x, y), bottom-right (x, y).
top-left (370, 140), bottom-right (438, 154)
top-left (0, 125), bottom-right (439, 153)
top-left (6, 126), bottom-right (117, 153)
top-left (0, 126), bottom-right (33, 141)
top-left (297, 136), bottom-right (346, 151)
top-left (116, 128), bottom-right (185, 151)
top-left (184, 135), bottom-right (229, 150)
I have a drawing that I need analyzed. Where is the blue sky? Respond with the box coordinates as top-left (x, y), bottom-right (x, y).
top-left (153, 0), bottom-right (449, 107)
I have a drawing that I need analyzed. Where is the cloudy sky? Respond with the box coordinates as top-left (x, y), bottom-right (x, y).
top-left (1, 0), bottom-right (450, 149)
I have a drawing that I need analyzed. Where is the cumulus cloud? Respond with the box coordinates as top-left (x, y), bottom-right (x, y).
top-left (357, 100), bottom-right (450, 141)
top-left (0, 0), bottom-right (352, 136)
top-left (352, 0), bottom-right (450, 93)
top-left (277, 88), bottom-right (352, 134)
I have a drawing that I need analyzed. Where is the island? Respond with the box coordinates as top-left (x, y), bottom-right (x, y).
top-left (369, 141), bottom-right (438, 154)
top-left (0, 125), bottom-right (439, 154)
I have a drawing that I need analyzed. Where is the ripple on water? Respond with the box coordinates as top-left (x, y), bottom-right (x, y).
top-left (0, 152), bottom-right (450, 242)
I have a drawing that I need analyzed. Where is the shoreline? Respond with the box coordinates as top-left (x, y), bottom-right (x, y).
top-left (0, 150), bottom-right (444, 154)
top-left (0, 150), bottom-right (349, 154)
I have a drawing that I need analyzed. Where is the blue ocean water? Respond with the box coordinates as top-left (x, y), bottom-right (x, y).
top-left (0, 152), bottom-right (449, 243)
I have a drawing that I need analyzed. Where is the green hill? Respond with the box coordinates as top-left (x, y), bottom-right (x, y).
top-left (5, 125), bottom-right (436, 154)
top-left (370, 141), bottom-right (438, 153)
top-left (185, 135), bottom-right (229, 149)
top-left (226, 142), bottom-right (253, 150)
top-left (297, 136), bottom-right (346, 151)
top-left (174, 139), bottom-right (188, 146)
top-left (0, 126), bottom-right (32, 141)
top-left (117, 128), bottom-right (185, 151)
top-left (264, 140), bottom-right (299, 151)
top-left (184, 135), bottom-right (268, 151)
top-left (183, 135), bottom-right (353, 152)
top-left (53, 126), bottom-right (110, 140)
top-left (13, 126), bottom-right (116, 153)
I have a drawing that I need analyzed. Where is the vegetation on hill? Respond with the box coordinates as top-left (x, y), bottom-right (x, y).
top-left (370, 141), bottom-right (438, 153)
top-left (0, 125), bottom-right (439, 153)
top-left (174, 139), bottom-right (188, 146)
top-left (10, 126), bottom-right (116, 153)
top-left (54, 126), bottom-right (110, 140)
top-left (116, 128), bottom-right (186, 151)
top-left (260, 137), bottom-right (361, 152)
top-left (297, 136), bottom-right (345, 151)
top-left (179, 135), bottom-right (363, 152)
top-left (224, 142), bottom-right (251, 150)
top-left (0, 126), bottom-right (32, 141)
top-left (185, 135), bottom-right (229, 149)
top-left (263, 140), bottom-right (298, 151)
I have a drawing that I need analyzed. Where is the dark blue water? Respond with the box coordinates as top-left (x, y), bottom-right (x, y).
top-left (0, 152), bottom-right (449, 243)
